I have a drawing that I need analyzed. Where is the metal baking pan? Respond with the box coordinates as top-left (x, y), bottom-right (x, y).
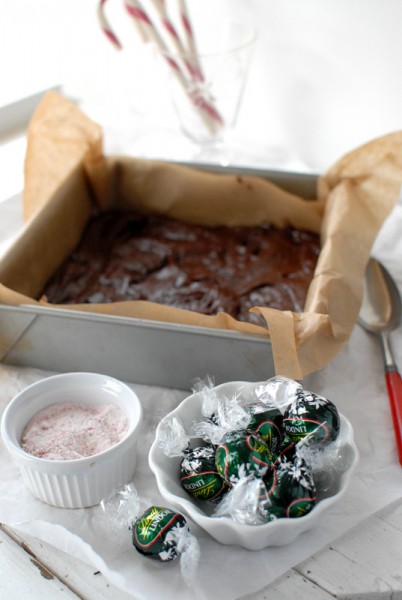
top-left (0, 166), bottom-right (318, 391)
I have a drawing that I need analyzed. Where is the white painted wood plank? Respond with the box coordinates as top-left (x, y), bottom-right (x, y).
top-left (0, 527), bottom-right (79, 599)
top-left (296, 509), bottom-right (402, 598)
top-left (378, 498), bottom-right (402, 531)
top-left (241, 569), bottom-right (335, 600)
top-left (1, 524), bottom-right (136, 600)
top-left (296, 549), bottom-right (392, 599)
top-left (331, 515), bottom-right (402, 589)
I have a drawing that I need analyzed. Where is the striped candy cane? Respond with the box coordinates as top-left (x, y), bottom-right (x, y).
top-left (150, 0), bottom-right (203, 82)
top-left (124, 0), bottom-right (223, 130)
top-left (177, 0), bottom-right (203, 80)
top-left (97, 0), bottom-right (224, 133)
top-left (97, 0), bottom-right (122, 49)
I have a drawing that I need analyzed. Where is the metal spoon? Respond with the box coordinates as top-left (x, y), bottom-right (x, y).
top-left (358, 257), bottom-right (402, 465)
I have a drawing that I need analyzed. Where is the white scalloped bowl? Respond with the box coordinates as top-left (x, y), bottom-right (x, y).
top-left (149, 380), bottom-right (359, 550)
top-left (1, 372), bottom-right (143, 509)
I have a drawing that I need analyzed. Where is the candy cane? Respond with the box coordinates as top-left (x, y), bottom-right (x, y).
top-left (177, 0), bottom-right (203, 80)
top-left (124, 0), bottom-right (223, 130)
top-left (97, 0), bottom-right (122, 49)
top-left (150, 0), bottom-right (202, 81)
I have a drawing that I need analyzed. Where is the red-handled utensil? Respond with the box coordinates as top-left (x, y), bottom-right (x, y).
top-left (358, 258), bottom-right (402, 465)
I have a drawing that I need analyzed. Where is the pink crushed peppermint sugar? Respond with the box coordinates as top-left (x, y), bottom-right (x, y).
top-left (20, 402), bottom-right (129, 460)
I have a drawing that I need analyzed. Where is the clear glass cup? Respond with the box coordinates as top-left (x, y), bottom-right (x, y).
top-left (162, 21), bottom-right (257, 149)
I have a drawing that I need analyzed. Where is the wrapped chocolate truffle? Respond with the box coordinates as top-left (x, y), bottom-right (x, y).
top-left (215, 429), bottom-right (274, 486)
top-left (268, 458), bottom-right (316, 519)
top-left (132, 505), bottom-right (190, 561)
top-left (246, 403), bottom-right (284, 455)
top-left (100, 483), bottom-right (200, 583)
top-left (180, 445), bottom-right (228, 502)
top-left (283, 390), bottom-right (340, 447)
top-left (274, 435), bottom-right (297, 466)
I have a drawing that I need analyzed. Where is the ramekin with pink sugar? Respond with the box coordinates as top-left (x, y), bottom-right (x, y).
top-left (1, 372), bottom-right (143, 508)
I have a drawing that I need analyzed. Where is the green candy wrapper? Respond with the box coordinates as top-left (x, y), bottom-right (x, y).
top-left (247, 404), bottom-right (284, 454)
top-left (268, 458), bottom-right (316, 518)
top-left (132, 506), bottom-right (188, 561)
top-left (180, 445), bottom-right (228, 502)
top-left (215, 429), bottom-right (274, 486)
top-left (283, 390), bottom-right (340, 446)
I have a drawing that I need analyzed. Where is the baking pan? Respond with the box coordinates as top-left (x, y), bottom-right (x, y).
top-left (0, 165), bottom-right (318, 390)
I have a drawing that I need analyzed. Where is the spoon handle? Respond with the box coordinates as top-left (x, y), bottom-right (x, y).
top-left (385, 369), bottom-right (402, 466)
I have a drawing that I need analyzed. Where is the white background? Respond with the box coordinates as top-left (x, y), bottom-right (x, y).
top-left (1, 0), bottom-right (402, 174)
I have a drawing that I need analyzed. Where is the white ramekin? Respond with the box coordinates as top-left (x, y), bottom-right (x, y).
top-left (1, 372), bottom-right (143, 509)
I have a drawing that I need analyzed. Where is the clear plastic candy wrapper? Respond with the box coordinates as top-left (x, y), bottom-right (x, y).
top-left (100, 483), bottom-right (200, 584)
top-left (157, 415), bottom-right (191, 458)
top-left (100, 481), bottom-right (141, 530)
top-left (190, 376), bottom-right (251, 445)
top-left (214, 475), bottom-right (273, 525)
top-left (159, 376), bottom-right (345, 525)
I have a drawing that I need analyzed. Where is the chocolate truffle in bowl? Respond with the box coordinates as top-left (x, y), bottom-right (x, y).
top-left (180, 445), bottom-right (228, 502)
top-left (268, 458), bottom-right (316, 519)
top-left (215, 429), bottom-right (274, 486)
top-left (283, 391), bottom-right (340, 447)
top-left (246, 404), bottom-right (284, 454)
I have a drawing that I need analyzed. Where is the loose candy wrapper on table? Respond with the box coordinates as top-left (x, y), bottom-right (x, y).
top-left (157, 376), bottom-right (350, 527)
top-left (100, 482), bottom-right (200, 585)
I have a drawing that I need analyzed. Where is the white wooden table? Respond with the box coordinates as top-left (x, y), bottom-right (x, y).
top-left (2, 498), bottom-right (402, 599)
